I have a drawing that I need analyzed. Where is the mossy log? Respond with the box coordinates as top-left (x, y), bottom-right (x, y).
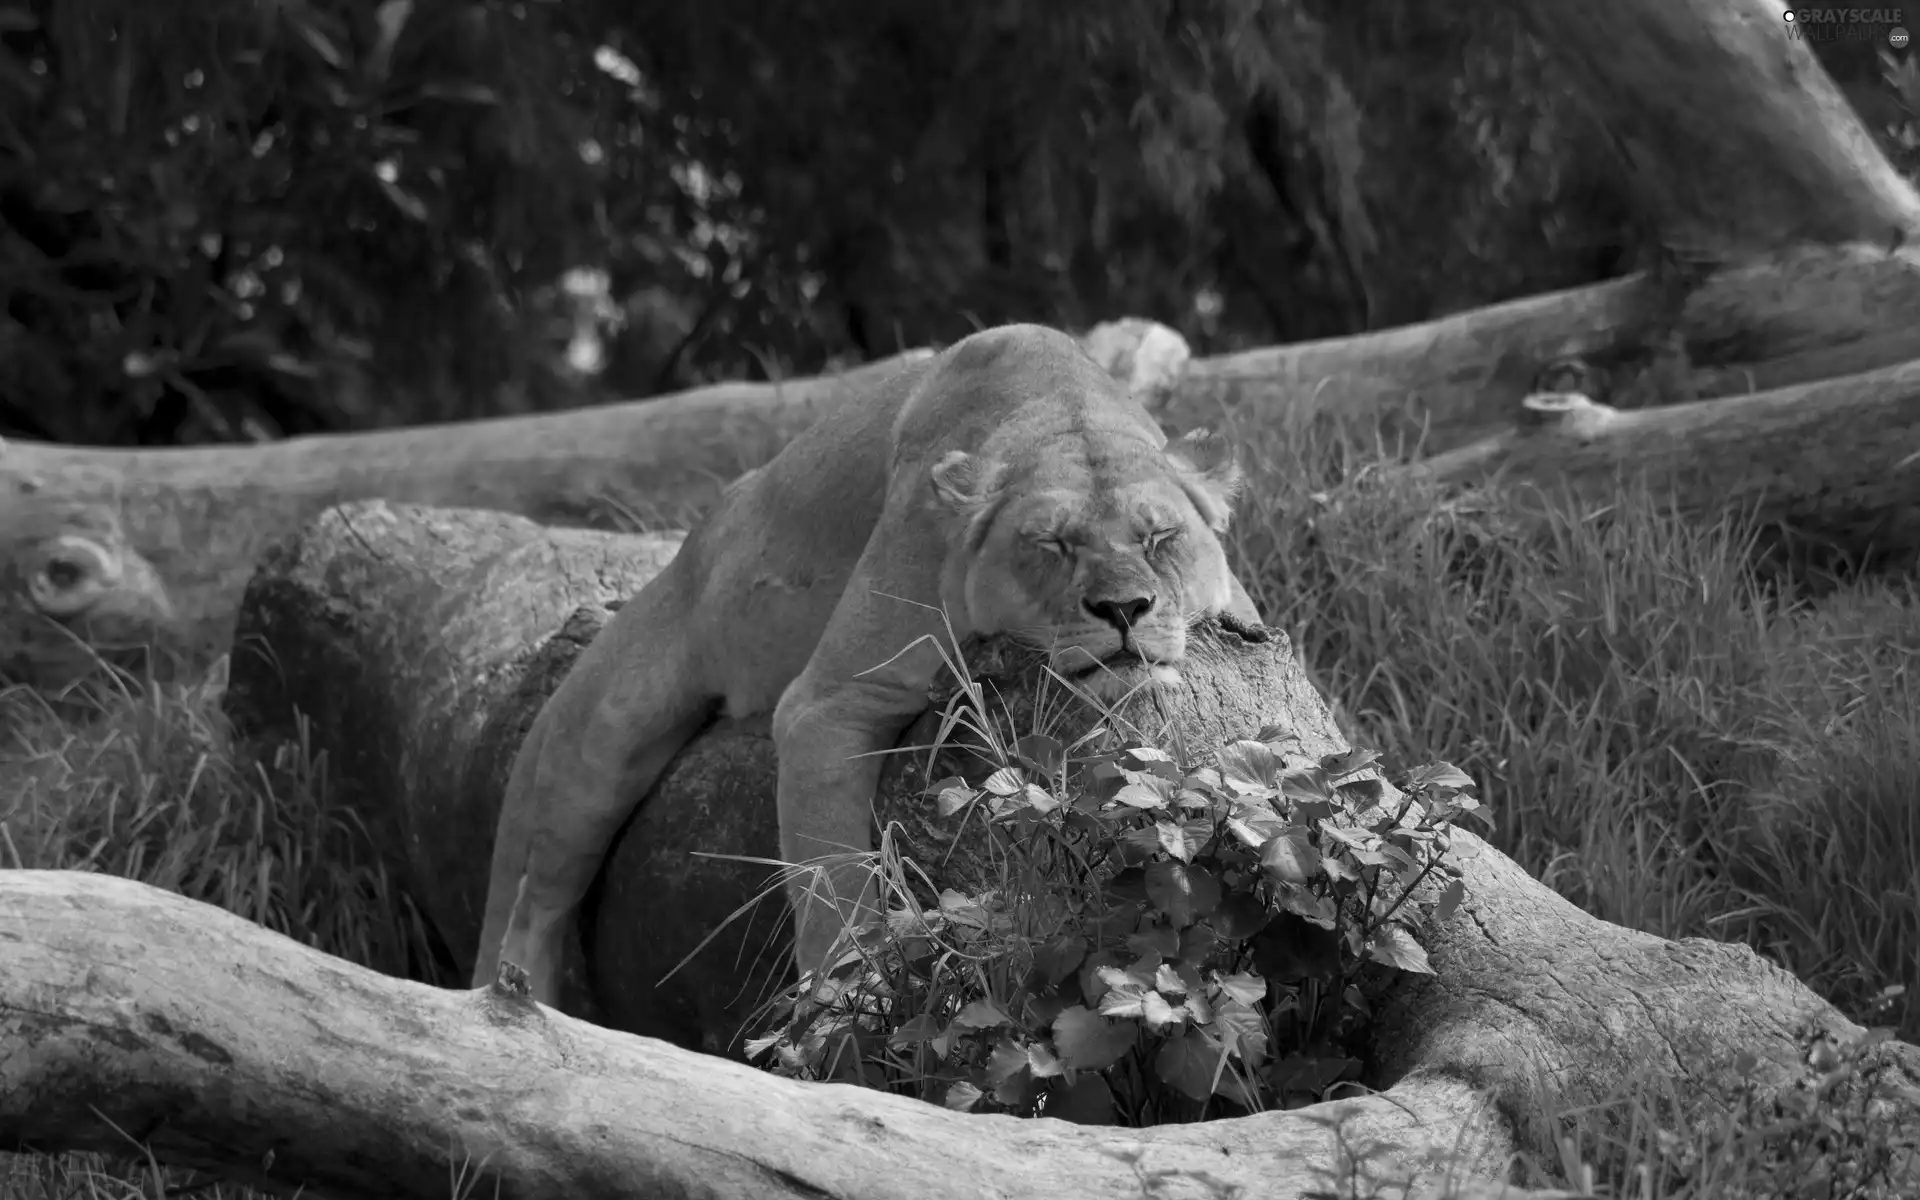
top-left (2, 500), bottom-right (1898, 1199)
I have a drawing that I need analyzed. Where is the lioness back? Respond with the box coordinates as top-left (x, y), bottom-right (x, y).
top-left (667, 351), bottom-right (938, 713)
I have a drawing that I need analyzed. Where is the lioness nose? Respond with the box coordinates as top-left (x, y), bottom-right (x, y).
top-left (1085, 595), bottom-right (1154, 631)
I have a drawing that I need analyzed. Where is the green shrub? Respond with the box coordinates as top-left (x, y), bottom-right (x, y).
top-left (743, 656), bottom-right (1483, 1127)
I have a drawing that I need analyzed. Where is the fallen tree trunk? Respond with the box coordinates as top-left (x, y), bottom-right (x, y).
top-left (1173, 244), bottom-right (1920, 441)
top-left (32, 499), bottom-right (1877, 1198)
top-left (9, 244), bottom-right (1920, 692)
top-left (1401, 357), bottom-right (1920, 564)
top-left (2, 871), bottom-right (1607, 1200)
top-left (0, 350), bottom-right (927, 692)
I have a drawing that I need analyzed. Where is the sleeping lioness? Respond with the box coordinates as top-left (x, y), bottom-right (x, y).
top-left (472, 323), bottom-right (1264, 1002)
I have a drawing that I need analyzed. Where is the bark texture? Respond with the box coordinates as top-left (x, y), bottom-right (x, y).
top-left (3, 871), bottom-right (1607, 1200)
top-left (111, 499), bottom-right (1907, 1200)
top-left (1171, 245), bottom-right (1920, 447)
top-left (0, 350), bottom-right (925, 692)
top-left (1404, 358), bottom-right (1920, 562)
top-left (9, 247), bottom-right (1920, 692)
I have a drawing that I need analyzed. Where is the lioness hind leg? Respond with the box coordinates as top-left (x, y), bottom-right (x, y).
top-left (470, 587), bottom-right (716, 1005)
top-left (472, 714), bottom-right (545, 989)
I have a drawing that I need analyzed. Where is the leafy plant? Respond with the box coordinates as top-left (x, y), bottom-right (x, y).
top-left (744, 695), bottom-right (1487, 1127)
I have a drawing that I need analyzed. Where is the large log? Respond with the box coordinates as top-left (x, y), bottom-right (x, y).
top-left (0, 350), bottom-right (927, 692)
top-left (1, 871), bottom-right (1607, 1200)
top-left (67, 499), bottom-right (1891, 1199)
top-left (1403, 358), bottom-right (1920, 563)
top-left (1172, 244), bottom-right (1920, 441)
top-left (9, 244), bottom-right (1920, 692)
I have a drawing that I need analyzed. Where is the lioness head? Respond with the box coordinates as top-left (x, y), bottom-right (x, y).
top-left (930, 417), bottom-right (1244, 698)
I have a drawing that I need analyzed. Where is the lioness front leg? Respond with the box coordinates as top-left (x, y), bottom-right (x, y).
top-left (771, 671), bottom-right (933, 977)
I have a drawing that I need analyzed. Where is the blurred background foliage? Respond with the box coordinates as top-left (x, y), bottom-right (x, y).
top-left (1, 0), bottom-right (1914, 446)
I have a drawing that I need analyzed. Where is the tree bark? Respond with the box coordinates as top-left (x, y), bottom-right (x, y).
top-left (8, 246), bottom-right (1920, 693)
top-left (1400, 357), bottom-right (1920, 564)
top-left (0, 350), bottom-right (925, 692)
top-left (1168, 244), bottom-right (1920, 443)
top-left (1494, 0), bottom-right (1920, 262)
top-left (53, 500), bottom-right (1879, 1199)
top-left (2, 871), bottom-right (1610, 1200)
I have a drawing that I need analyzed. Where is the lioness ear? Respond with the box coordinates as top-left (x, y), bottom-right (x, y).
top-left (1164, 427), bottom-right (1243, 532)
top-left (929, 450), bottom-right (999, 512)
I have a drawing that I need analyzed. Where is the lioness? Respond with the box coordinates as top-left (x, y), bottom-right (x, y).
top-left (472, 323), bottom-right (1263, 1002)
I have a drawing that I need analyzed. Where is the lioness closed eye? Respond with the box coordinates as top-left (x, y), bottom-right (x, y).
top-left (472, 322), bottom-right (1265, 1003)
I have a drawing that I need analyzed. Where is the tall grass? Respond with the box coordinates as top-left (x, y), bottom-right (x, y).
top-left (0, 664), bottom-right (445, 1199)
top-left (3, 411), bottom-right (1916, 1196)
top-left (1226, 412), bottom-right (1917, 1043)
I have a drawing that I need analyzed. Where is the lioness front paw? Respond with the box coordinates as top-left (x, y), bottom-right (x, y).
top-left (1218, 612), bottom-right (1272, 644)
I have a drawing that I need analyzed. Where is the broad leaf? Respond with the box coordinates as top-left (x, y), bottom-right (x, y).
top-left (987, 1038), bottom-right (1030, 1086)
top-left (1211, 999), bottom-right (1270, 1074)
top-left (1077, 948), bottom-right (1126, 1006)
top-left (1114, 782), bottom-right (1170, 810)
top-left (1320, 747), bottom-right (1380, 778)
top-left (1026, 1042), bottom-right (1065, 1079)
top-left (1406, 761), bottom-right (1476, 792)
top-left (1259, 829), bottom-right (1322, 885)
top-left (1213, 971), bottom-right (1267, 1007)
top-left (1033, 934), bottom-right (1089, 985)
top-left (934, 783), bottom-right (978, 817)
top-left (1279, 766), bottom-right (1333, 804)
top-left (951, 998), bottom-right (1016, 1030)
top-left (922, 774), bottom-right (969, 798)
top-left (1126, 925), bottom-right (1181, 960)
top-left (1155, 820), bottom-right (1194, 863)
top-left (1019, 782), bottom-right (1061, 814)
top-left (1209, 892), bottom-right (1271, 940)
top-left (1364, 925), bottom-right (1436, 974)
top-left (1178, 920), bottom-right (1218, 963)
top-left (1216, 739), bottom-right (1281, 793)
top-left (1052, 1005), bottom-right (1137, 1071)
top-left (1154, 1028), bottom-right (1227, 1101)
top-left (1138, 989), bottom-right (1183, 1032)
top-left (1097, 982), bottom-right (1148, 1020)
top-left (1015, 732), bottom-right (1065, 775)
top-left (981, 767), bottom-right (1025, 796)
